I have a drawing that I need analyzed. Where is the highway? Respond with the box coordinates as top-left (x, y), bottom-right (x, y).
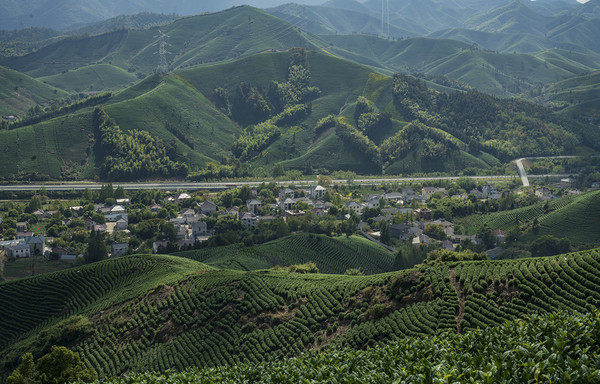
top-left (0, 174), bottom-right (571, 192)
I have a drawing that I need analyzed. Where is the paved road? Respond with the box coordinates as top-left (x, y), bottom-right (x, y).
top-left (515, 158), bottom-right (530, 187)
top-left (515, 156), bottom-right (578, 187)
top-left (0, 174), bottom-right (572, 191)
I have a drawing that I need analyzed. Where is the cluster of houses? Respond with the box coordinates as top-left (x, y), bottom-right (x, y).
top-left (3, 178), bottom-right (593, 263)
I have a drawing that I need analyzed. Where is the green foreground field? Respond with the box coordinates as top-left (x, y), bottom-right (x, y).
top-left (3, 248), bottom-right (600, 381)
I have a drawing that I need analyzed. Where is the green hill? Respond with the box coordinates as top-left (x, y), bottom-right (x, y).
top-left (68, 13), bottom-right (180, 36)
top-left (38, 64), bottom-right (139, 93)
top-left (3, 249), bottom-right (600, 381)
top-left (175, 234), bottom-right (394, 275)
top-left (1, 48), bottom-right (598, 181)
top-left (459, 189), bottom-right (600, 246)
top-left (0, 6), bottom-right (318, 79)
top-left (267, 4), bottom-right (417, 37)
top-left (465, 1), bottom-right (551, 37)
top-left (540, 70), bottom-right (600, 120)
top-left (321, 34), bottom-right (600, 96)
top-left (0, 66), bottom-right (68, 116)
top-left (0, 71), bottom-right (241, 180)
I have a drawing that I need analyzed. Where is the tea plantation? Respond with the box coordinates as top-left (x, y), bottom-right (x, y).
top-left (175, 234), bottom-right (395, 274)
top-left (3, 248), bottom-right (600, 381)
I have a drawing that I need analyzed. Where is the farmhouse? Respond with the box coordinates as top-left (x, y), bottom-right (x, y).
top-left (111, 243), bottom-right (129, 257)
top-left (246, 199), bottom-right (263, 215)
top-left (198, 201), bottom-right (218, 216)
top-left (6, 243), bottom-right (30, 258)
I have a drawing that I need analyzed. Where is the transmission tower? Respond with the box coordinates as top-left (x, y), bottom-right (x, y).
top-left (155, 29), bottom-right (170, 74)
top-left (387, 0), bottom-right (391, 37)
top-left (381, 0), bottom-right (390, 38)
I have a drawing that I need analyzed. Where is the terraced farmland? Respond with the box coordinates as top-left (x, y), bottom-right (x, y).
top-left (3, 248), bottom-right (600, 380)
top-left (459, 189), bottom-right (600, 245)
top-left (175, 234), bottom-right (395, 275)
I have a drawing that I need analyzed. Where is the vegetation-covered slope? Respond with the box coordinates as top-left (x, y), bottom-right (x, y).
top-left (176, 234), bottom-right (394, 275)
top-left (540, 70), bottom-right (600, 120)
top-left (38, 64), bottom-right (139, 93)
top-left (459, 189), bottom-right (600, 246)
top-left (0, 66), bottom-right (68, 116)
top-left (1, 47), bottom-right (598, 181)
top-left (100, 310), bottom-right (600, 383)
top-left (3, 249), bottom-right (600, 380)
top-left (0, 6), bottom-right (317, 78)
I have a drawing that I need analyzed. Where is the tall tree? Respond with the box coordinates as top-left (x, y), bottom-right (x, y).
top-left (85, 231), bottom-right (107, 264)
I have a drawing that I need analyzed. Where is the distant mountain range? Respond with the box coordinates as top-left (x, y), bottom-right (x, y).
top-left (0, 0), bottom-right (324, 30)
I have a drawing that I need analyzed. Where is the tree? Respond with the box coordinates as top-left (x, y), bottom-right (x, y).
top-left (85, 231), bottom-right (107, 264)
top-left (272, 163), bottom-right (285, 178)
top-left (26, 196), bottom-right (42, 214)
top-left (8, 347), bottom-right (96, 384)
top-left (424, 224), bottom-right (447, 241)
top-left (99, 183), bottom-right (114, 202)
top-left (380, 221), bottom-right (391, 244)
top-left (530, 235), bottom-right (571, 257)
top-left (4, 228), bottom-right (17, 240)
top-left (114, 186), bottom-right (126, 199)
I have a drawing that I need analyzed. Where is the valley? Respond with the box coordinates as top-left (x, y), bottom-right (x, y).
top-left (1, 0), bottom-right (600, 383)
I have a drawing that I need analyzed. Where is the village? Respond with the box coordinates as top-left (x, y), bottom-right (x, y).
top-left (0, 174), bottom-right (591, 276)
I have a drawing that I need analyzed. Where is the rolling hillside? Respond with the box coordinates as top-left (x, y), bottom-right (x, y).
top-left (0, 6), bottom-right (319, 78)
top-left (322, 34), bottom-right (600, 96)
top-left (1, 47), bottom-right (598, 180)
top-left (0, 66), bottom-right (68, 116)
top-left (459, 189), bottom-right (600, 246)
top-left (266, 3), bottom-right (419, 37)
top-left (539, 70), bottom-right (600, 120)
top-left (0, 0), bottom-right (297, 30)
top-left (176, 234), bottom-right (394, 274)
top-left (3, 249), bottom-right (600, 380)
top-left (38, 64), bottom-right (139, 93)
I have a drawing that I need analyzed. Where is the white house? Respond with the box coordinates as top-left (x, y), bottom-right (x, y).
top-left (111, 205), bottom-right (126, 215)
top-left (366, 197), bottom-right (380, 209)
top-left (310, 185), bottom-right (326, 200)
top-left (241, 213), bottom-right (258, 227)
top-left (192, 221), bottom-right (208, 237)
top-left (181, 208), bottom-right (196, 218)
top-left (535, 187), bottom-right (552, 201)
top-left (176, 193), bottom-right (192, 203)
top-left (346, 201), bottom-right (364, 215)
top-left (115, 218), bottom-right (129, 231)
top-left (24, 236), bottom-right (45, 254)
